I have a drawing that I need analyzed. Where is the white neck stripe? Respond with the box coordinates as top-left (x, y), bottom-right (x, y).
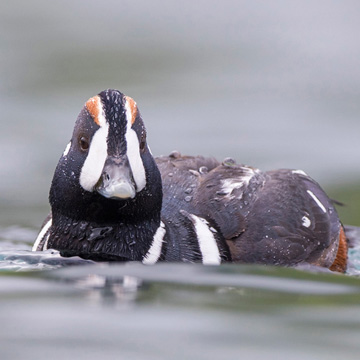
top-left (142, 222), bottom-right (165, 264)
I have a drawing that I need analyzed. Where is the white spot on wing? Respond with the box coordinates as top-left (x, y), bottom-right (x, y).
top-left (63, 141), bottom-right (71, 157)
top-left (125, 99), bottom-right (146, 192)
top-left (307, 190), bottom-right (327, 213)
top-left (32, 218), bottom-right (52, 251)
top-left (221, 167), bottom-right (256, 199)
top-left (142, 222), bottom-right (166, 264)
top-left (301, 216), bottom-right (311, 228)
top-left (188, 214), bottom-right (221, 265)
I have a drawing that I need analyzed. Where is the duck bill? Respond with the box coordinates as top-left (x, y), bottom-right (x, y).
top-left (95, 157), bottom-right (136, 199)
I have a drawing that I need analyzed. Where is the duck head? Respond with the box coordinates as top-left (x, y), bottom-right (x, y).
top-left (49, 89), bottom-right (162, 224)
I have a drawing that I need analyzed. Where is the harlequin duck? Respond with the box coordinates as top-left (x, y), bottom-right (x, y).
top-left (33, 90), bottom-right (229, 264)
top-left (33, 89), bottom-right (347, 272)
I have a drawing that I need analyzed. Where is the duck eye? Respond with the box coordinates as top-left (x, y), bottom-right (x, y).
top-left (79, 136), bottom-right (89, 151)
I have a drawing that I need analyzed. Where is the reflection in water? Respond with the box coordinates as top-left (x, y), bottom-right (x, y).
top-left (2, 236), bottom-right (360, 359)
top-left (75, 274), bottom-right (141, 307)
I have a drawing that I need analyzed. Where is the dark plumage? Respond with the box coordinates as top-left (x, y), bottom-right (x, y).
top-left (33, 89), bottom-right (347, 271)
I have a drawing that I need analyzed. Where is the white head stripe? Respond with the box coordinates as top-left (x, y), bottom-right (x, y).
top-left (124, 99), bottom-right (146, 192)
top-left (142, 222), bottom-right (166, 264)
top-left (307, 190), bottom-right (327, 213)
top-left (189, 214), bottom-right (221, 265)
top-left (79, 104), bottom-right (109, 192)
top-left (32, 218), bottom-right (52, 251)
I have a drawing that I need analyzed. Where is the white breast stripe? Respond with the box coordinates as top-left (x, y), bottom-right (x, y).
top-left (43, 233), bottom-right (51, 251)
top-left (125, 100), bottom-right (146, 192)
top-left (79, 105), bottom-right (109, 192)
top-left (32, 218), bottom-right (52, 251)
top-left (307, 190), bottom-right (327, 213)
top-left (142, 222), bottom-right (166, 264)
top-left (189, 214), bottom-right (221, 265)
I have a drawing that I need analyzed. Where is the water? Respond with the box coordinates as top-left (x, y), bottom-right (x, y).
top-left (2, 225), bottom-right (360, 359)
top-left (1, 1), bottom-right (360, 359)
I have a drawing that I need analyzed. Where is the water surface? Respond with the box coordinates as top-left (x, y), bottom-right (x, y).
top-left (1, 226), bottom-right (360, 359)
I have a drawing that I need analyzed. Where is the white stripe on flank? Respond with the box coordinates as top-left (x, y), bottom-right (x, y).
top-left (125, 99), bottom-right (146, 193)
top-left (307, 190), bottom-right (327, 213)
top-left (189, 214), bottom-right (221, 265)
top-left (142, 222), bottom-right (166, 264)
top-left (79, 105), bottom-right (109, 192)
top-left (32, 218), bottom-right (52, 251)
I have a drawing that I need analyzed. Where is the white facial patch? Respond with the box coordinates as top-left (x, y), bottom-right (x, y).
top-left (188, 214), bottom-right (221, 265)
top-left (307, 190), bottom-right (327, 213)
top-left (79, 105), bottom-right (109, 192)
top-left (124, 99), bottom-right (146, 192)
top-left (142, 222), bottom-right (166, 264)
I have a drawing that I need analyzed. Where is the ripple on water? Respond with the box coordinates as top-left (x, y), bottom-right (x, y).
top-left (2, 226), bottom-right (360, 359)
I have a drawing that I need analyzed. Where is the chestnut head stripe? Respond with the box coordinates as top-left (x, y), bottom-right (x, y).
top-left (86, 96), bottom-right (103, 126)
top-left (124, 95), bottom-right (138, 125)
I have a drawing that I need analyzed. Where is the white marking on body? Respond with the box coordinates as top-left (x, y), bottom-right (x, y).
top-left (32, 218), bottom-right (52, 251)
top-left (142, 222), bottom-right (166, 264)
top-left (221, 167), bottom-right (256, 199)
top-left (292, 170), bottom-right (308, 176)
top-left (307, 190), bottom-right (327, 213)
top-left (43, 233), bottom-right (51, 250)
top-left (301, 216), bottom-right (311, 228)
top-left (79, 102), bottom-right (109, 192)
top-left (188, 214), bottom-right (221, 265)
top-left (125, 98), bottom-right (146, 192)
top-left (63, 141), bottom-right (71, 157)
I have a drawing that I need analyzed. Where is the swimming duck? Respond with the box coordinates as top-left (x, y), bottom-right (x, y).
top-left (33, 89), bottom-right (347, 272)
